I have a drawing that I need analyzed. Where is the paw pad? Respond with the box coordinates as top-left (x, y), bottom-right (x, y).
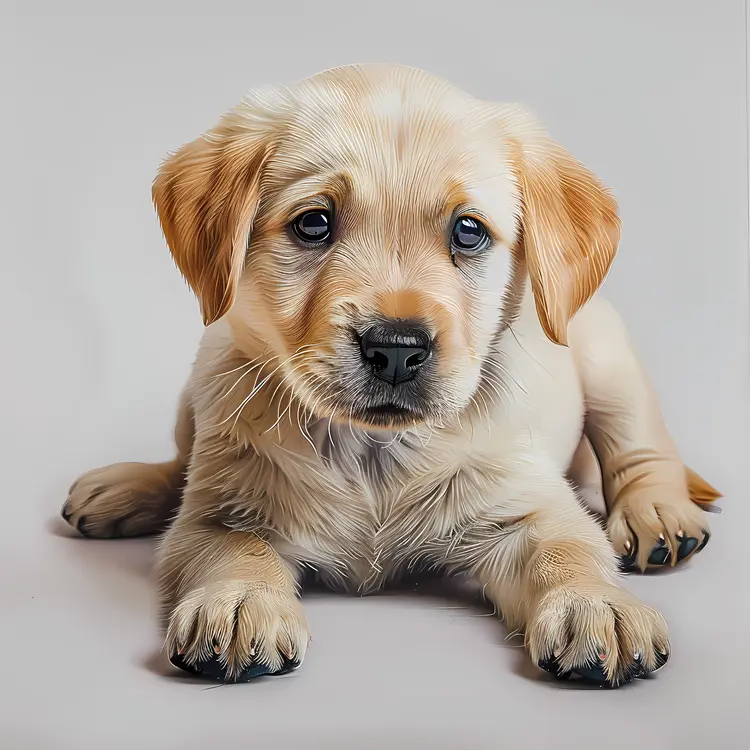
top-left (619, 529), bottom-right (709, 573)
top-left (169, 650), bottom-right (300, 683)
top-left (537, 647), bottom-right (669, 688)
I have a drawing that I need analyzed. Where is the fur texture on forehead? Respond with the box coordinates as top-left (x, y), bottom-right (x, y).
top-left (153, 63), bottom-right (620, 434)
top-left (220, 65), bottom-right (522, 243)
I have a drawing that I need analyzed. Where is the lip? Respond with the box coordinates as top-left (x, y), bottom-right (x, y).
top-left (363, 403), bottom-right (416, 416)
top-left (358, 403), bottom-right (423, 427)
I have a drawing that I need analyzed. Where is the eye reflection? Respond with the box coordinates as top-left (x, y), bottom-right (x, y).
top-left (291, 210), bottom-right (331, 245)
top-left (451, 216), bottom-right (489, 256)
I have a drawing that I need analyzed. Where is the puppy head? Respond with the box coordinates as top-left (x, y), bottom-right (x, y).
top-left (153, 65), bottom-right (619, 429)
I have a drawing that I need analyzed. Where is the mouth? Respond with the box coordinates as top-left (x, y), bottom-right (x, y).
top-left (356, 402), bottom-right (424, 428)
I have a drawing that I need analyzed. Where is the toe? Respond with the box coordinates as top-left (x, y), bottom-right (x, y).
top-left (652, 648), bottom-right (670, 673)
top-left (626, 653), bottom-right (647, 680)
top-left (619, 538), bottom-right (639, 572)
top-left (537, 655), bottom-right (571, 680)
top-left (609, 493), bottom-right (712, 572)
top-left (697, 529), bottom-right (711, 552)
top-left (676, 535), bottom-right (699, 561)
top-left (538, 648), bottom-right (663, 688)
top-left (647, 536), bottom-right (672, 566)
top-left (571, 659), bottom-right (611, 686)
top-left (75, 515), bottom-right (90, 537)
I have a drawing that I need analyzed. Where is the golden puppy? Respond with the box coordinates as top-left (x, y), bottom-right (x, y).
top-left (62, 64), bottom-right (720, 687)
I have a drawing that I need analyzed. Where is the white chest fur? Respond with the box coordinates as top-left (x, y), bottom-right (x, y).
top-left (190, 295), bottom-right (585, 593)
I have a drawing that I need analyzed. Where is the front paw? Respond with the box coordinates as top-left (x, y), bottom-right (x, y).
top-left (166, 581), bottom-right (310, 683)
top-left (526, 582), bottom-right (670, 688)
top-left (608, 491), bottom-right (711, 573)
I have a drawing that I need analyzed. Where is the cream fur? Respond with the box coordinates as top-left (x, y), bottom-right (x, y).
top-left (62, 64), bottom-right (718, 686)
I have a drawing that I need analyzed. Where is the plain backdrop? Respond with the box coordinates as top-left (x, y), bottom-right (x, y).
top-left (4, 1), bottom-right (749, 748)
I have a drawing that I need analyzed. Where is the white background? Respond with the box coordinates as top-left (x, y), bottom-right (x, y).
top-left (4, 2), bottom-right (749, 748)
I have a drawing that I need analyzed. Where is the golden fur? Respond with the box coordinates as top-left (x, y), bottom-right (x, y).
top-left (62, 64), bottom-right (719, 686)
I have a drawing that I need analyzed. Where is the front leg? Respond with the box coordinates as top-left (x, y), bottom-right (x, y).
top-left (568, 297), bottom-right (717, 571)
top-left (157, 506), bottom-right (309, 683)
top-left (438, 468), bottom-right (670, 687)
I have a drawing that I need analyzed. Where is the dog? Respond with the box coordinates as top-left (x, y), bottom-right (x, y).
top-left (61, 64), bottom-right (720, 687)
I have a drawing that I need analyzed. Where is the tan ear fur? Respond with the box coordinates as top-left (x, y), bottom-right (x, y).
top-left (515, 135), bottom-right (621, 346)
top-left (153, 126), bottom-right (270, 326)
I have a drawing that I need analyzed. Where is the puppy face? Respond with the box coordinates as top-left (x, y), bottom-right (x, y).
top-left (153, 65), bottom-right (619, 429)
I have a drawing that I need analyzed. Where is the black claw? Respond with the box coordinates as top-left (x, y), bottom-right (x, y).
top-left (677, 536), bottom-right (699, 561)
top-left (573, 661), bottom-right (609, 685)
top-left (537, 655), bottom-right (571, 680)
top-left (572, 660), bottom-right (611, 686)
top-left (538, 655), bottom-right (615, 686)
top-left (619, 550), bottom-right (638, 572)
top-left (647, 538), bottom-right (672, 566)
top-left (697, 529), bottom-right (711, 552)
top-left (275, 657), bottom-right (301, 676)
top-left (537, 655), bottom-right (560, 675)
top-left (169, 651), bottom-right (300, 683)
top-left (539, 647), bottom-right (666, 688)
top-left (619, 535), bottom-right (639, 573)
top-left (653, 649), bottom-right (670, 672)
top-left (572, 655), bottom-right (647, 687)
top-left (626, 655), bottom-right (647, 680)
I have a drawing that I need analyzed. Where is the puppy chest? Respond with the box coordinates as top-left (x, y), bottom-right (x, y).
top-left (266, 471), bottom-right (396, 589)
top-left (218, 430), bottom-right (496, 589)
top-left (263, 455), bottom-right (490, 590)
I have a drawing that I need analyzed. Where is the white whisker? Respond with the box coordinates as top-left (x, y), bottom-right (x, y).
top-left (210, 355), bottom-right (263, 379)
top-left (221, 350), bottom-right (311, 430)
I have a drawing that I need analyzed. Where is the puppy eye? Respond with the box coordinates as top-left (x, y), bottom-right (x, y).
top-left (451, 216), bottom-right (490, 256)
top-left (291, 210), bottom-right (332, 245)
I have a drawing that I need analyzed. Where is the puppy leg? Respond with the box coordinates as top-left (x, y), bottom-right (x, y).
top-left (157, 509), bottom-right (309, 683)
top-left (568, 297), bottom-right (719, 571)
top-left (61, 391), bottom-right (194, 538)
top-left (440, 471), bottom-right (669, 687)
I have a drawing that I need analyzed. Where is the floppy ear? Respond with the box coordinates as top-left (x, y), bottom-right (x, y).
top-left (152, 122), bottom-right (271, 326)
top-left (513, 124), bottom-right (621, 346)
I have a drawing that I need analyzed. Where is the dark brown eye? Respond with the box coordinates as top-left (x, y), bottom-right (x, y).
top-left (451, 216), bottom-right (489, 256)
top-left (291, 210), bottom-right (331, 245)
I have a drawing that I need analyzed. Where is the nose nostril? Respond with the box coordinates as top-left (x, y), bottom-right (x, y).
top-left (404, 349), bottom-right (428, 369)
top-left (358, 321), bottom-right (432, 385)
top-left (367, 349), bottom-right (390, 372)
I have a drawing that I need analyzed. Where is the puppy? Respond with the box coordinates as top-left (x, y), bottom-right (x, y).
top-left (62, 64), bottom-right (720, 687)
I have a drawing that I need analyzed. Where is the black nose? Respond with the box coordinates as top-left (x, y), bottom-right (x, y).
top-left (359, 321), bottom-right (432, 385)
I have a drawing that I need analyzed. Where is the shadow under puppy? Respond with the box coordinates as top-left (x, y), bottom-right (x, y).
top-left (62, 64), bottom-right (720, 687)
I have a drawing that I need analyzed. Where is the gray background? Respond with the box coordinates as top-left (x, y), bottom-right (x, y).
top-left (4, 1), bottom-right (749, 748)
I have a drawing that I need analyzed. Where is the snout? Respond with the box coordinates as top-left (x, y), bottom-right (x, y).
top-left (326, 310), bottom-right (461, 428)
top-left (358, 320), bottom-right (432, 385)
